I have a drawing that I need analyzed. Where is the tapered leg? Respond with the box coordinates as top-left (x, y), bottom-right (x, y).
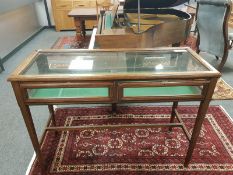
top-left (184, 100), bottom-right (210, 167)
top-left (169, 101), bottom-right (178, 131)
top-left (11, 82), bottom-right (44, 173)
top-left (80, 20), bottom-right (86, 38)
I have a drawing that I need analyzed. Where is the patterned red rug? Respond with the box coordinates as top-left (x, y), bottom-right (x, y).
top-left (51, 35), bottom-right (197, 50)
top-left (52, 36), bottom-right (91, 49)
top-left (29, 106), bottom-right (233, 175)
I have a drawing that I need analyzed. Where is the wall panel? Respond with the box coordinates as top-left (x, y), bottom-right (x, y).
top-left (0, 0), bottom-right (40, 14)
top-left (0, 4), bottom-right (42, 58)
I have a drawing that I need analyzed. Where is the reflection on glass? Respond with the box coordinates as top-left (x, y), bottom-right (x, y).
top-left (21, 50), bottom-right (208, 75)
top-left (155, 64), bottom-right (164, 70)
top-left (69, 57), bottom-right (94, 70)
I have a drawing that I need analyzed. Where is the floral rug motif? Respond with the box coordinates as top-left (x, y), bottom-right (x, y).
top-left (29, 106), bottom-right (233, 174)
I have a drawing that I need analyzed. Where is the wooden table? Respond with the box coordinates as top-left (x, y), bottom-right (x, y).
top-left (8, 48), bottom-right (220, 173)
top-left (68, 8), bottom-right (97, 46)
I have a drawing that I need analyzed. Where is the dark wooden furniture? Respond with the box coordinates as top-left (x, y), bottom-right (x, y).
top-left (51, 0), bottom-right (97, 31)
top-left (8, 48), bottom-right (220, 173)
top-left (95, 0), bottom-right (192, 48)
top-left (68, 8), bottom-right (97, 46)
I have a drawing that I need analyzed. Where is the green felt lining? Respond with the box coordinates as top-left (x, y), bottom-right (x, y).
top-left (28, 88), bottom-right (109, 99)
top-left (28, 86), bottom-right (201, 99)
top-left (124, 86), bottom-right (201, 97)
top-left (105, 13), bottom-right (113, 29)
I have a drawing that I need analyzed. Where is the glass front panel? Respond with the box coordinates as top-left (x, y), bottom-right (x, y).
top-left (27, 88), bottom-right (109, 99)
top-left (21, 49), bottom-right (208, 76)
top-left (123, 86), bottom-right (201, 97)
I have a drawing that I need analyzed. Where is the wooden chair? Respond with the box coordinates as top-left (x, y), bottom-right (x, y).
top-left (96, 0), bottom-right (113, 23)
top-left (90, 1), bottom-right (119, 49)
top-left (196, 0), bottom-right (232, 71)
top-left (96, 0), bottom-right (119, 33)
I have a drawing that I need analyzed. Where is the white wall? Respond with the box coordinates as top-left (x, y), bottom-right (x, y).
top-left (35, 0), bottom-right (55, 26)
top-left (46, 0), bottom-right (55, 25)
top-left (0, 4), bottom-right (42, 58)
top-left (0, 0), bottom-right (40, 14)
top-left (35, 1), bottom-right (48, 26)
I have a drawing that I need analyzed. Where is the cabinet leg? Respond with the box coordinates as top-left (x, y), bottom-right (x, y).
top-left (184, 100), bottom-right (210, 167)
top-left (12, 82), bottom-right (44, 172)
top-left (169, 101), bottom-right (178, 131)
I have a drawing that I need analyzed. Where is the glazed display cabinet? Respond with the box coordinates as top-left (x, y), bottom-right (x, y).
top-left (8, 47), bottom-right (220, 173)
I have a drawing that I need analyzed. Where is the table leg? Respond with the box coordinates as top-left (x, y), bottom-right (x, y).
top-left (74, 18), bottom-right (86, 47)
top-left (80, 20), bottom-right (86, 38)
top-left (74, 18), bottom-right (81, 37)
top-left (184, 99), bottom-right (211, 167)
top-left (184, 77), bottom-right (218, 167)
top-left (169, 101), bottom-right (178, 131)
top-left (11, 82), bottom-right (44, 172)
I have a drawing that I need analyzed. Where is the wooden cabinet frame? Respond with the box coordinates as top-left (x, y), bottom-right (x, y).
top-left (8, 48), bottom-right (221, 173)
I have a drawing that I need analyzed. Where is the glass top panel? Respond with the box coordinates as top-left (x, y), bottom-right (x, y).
top-left (22, 50), bottom-right (209, 75)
